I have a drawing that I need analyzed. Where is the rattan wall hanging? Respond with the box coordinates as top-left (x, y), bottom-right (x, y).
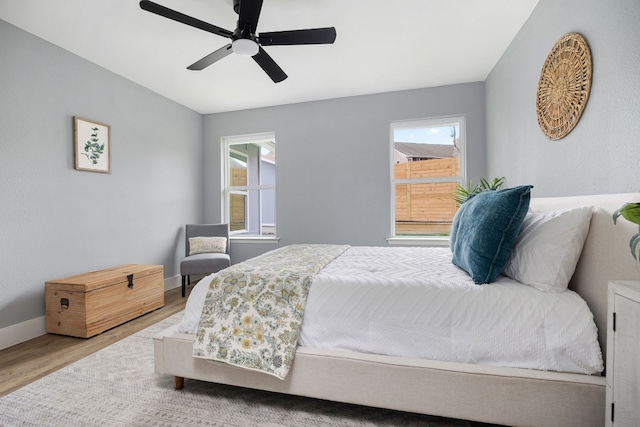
top-left (536, 32), bottom-right (592, 140)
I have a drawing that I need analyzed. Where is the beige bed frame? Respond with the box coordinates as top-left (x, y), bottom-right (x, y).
top-left (154, 193), bottom-right (640, 427)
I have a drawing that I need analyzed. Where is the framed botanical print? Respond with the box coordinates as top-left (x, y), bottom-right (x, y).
top-left (74, 116), bottom-right (111, 173)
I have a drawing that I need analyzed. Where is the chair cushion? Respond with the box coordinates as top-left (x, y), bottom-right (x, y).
top-left (188, 236), bottom-right (227, 255)
top-left (181, 253), bottom-right (231, 276)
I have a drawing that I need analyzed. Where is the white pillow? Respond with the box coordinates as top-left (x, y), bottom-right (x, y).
top-left (189, 236), bottom-right (227, 256)
top-left (503, 206), bottom-right (593, 292)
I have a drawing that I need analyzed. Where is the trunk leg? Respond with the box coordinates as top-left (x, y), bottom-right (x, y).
top-left (175, 376), bottom-right (184, 390)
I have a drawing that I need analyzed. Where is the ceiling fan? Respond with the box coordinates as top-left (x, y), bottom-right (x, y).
top-left (139, 0), bottom-right (337, 83)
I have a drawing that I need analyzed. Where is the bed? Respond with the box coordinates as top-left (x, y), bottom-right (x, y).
top-left (154, 192), bottom-right (640, 427)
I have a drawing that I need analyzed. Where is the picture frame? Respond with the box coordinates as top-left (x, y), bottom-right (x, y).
top-left (74, 116), bottom-right (111, 173)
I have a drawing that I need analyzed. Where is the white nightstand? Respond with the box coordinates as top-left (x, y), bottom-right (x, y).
top-left (606, 281), bottom-right (640, 426)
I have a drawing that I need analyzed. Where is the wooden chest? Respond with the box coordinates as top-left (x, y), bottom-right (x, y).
top-left (45, 264), bottom-right (164, 338)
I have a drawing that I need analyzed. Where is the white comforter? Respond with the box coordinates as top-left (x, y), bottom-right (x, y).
top-left (179, 246), bottom-right (604, 375)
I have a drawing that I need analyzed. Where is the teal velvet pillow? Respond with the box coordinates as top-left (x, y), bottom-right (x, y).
top-left (450, 185), bottom-right (533, 284)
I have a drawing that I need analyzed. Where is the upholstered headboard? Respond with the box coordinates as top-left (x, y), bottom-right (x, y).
top-left (530, 192), bottom-right (640, 356)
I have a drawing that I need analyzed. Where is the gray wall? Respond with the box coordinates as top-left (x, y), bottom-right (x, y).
top-left (486, 0), bottom-right (640, 196)
top-left (204, 83), bottom-right (486, 263)
top-left (0, 20), bottom-right (203, 330)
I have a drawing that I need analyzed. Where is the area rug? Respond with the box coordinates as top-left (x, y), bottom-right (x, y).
top-left (0, 312), bottom-right (487, 427)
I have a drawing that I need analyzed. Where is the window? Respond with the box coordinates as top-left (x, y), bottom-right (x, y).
top-left (390, 116), bottom-right (466, 238)
top-left (222, 132), bottom-right (276, 237)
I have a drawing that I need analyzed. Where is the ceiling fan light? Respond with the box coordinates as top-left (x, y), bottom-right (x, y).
top-left (232, 39), bottom-right (259, 56)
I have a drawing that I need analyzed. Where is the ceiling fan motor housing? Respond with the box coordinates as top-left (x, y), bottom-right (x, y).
top-left (234, 25), bottom-right (256, 41)
top-left (232, 0), bottom-right (256, 41)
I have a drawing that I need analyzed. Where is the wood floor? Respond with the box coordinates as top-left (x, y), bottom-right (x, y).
top-left (0, 286), bottom-right (188, 398)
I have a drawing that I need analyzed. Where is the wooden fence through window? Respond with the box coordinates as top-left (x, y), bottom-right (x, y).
top-left (230, 168), bottom-right (247, 231)
top-left (395, 157), bottom-right (459, 236)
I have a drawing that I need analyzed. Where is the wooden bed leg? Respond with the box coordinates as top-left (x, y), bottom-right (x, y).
top-left (175, 376), bottom-right (184, 390)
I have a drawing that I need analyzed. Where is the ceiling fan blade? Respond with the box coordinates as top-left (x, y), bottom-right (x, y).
top-left (237, 0), bottom-right (264, 34)
top-left (252, 47), bottom-right (287, 83)
top-left (187, 44), bottom-right (233, 70)
top-left (139, 0), bottom-right (233, 39)
top-left (259, 27), bottom-right (337, 46)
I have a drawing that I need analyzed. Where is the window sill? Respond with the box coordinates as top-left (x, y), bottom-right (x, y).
top-left (386, 236), bottom-right (450, 247)
top-left (230, 236), bottom-right (281, 244)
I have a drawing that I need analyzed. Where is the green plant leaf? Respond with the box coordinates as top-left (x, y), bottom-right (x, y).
top-left (453, 180), bottom-right (473, 206)
top-left (630, 232), bottom-right (640, 261)
top-left (619, 203), bottom-right (640, 225)
top-left (453, 176), bottom-right (505, 206)
top-left (490, 177), bottom-right (506, 189)
top-left (613, 210), bottom-right (621, 224)
top-left (477, 177), bottom-right (489, 190)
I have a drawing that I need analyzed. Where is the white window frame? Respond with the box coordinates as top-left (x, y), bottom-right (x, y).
top-left (388, 116), bottom-right (467, 245)
top-left (221, 132), bottom-right (278, 242)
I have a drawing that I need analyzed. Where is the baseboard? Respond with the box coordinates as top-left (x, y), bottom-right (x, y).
top-left (0, 315), bottom-right (46, 351)
top-left (0, 276), bottom-right (182, 351)
top-left (164, 275), bottom-right (181, 291)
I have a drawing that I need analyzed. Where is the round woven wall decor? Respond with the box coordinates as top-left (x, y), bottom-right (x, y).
top-left (536, 33), bottom-right (592, 140)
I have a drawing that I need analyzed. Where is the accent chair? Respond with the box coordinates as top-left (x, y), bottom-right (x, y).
top-left (180, 224), bottom-right (231, 297)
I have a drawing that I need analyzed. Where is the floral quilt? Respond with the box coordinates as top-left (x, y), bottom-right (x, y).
top-left (192, 244), bottom-right (349, 379)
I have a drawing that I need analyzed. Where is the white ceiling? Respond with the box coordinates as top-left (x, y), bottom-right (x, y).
top-left (0, 0), bottom-right (540, 114)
